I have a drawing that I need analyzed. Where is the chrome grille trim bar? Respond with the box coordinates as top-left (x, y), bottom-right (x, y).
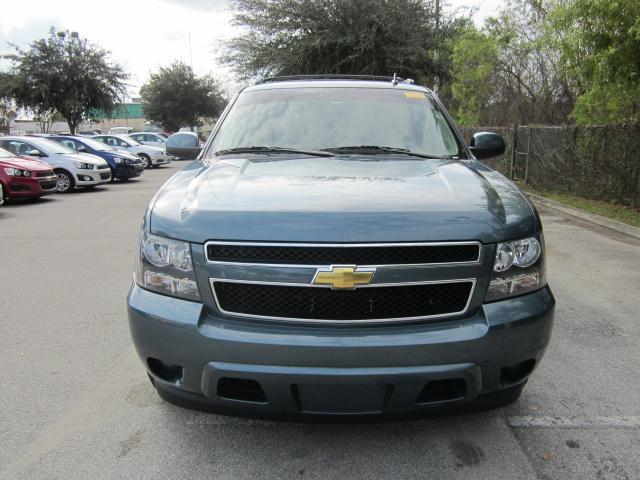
top-left (210, 277), bottom-right (477, 324)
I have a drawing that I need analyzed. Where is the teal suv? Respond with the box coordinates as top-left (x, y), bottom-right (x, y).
top-left (127, 76), bottom-right (554, 418)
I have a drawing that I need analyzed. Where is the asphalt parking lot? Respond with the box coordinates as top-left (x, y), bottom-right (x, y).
top-left (1, 163), bottom-right (639, 480)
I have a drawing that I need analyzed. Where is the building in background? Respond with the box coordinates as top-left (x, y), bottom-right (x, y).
top-left (94, 101), bottom-right (146, 133)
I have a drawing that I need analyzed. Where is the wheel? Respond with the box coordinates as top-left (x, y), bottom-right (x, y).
top-left (54, 169), bottom-right (75, 193)
top-left (139, 154), bottom-right (152, 169)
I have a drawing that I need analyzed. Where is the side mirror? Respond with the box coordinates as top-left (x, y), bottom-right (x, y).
top-left (77, 146), bottom-right (87, 153)
top-left (26, 149), bottom-right (42, 157)
top-left (469, 132), bottom-right (506, 160)
top-left (166, 132), bottom-right (203, 160)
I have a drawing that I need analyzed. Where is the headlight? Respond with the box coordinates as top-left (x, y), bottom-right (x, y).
top-left (113, 157), bottom-right (129, 165)
top-left (135, 232), bottom-right (200, 301)
top-left (74, 161), bottom-right (93, 169)
top-left (4, 167), bottom-right (32, 177)
top-left (485, 235), bottom-right (545, 302)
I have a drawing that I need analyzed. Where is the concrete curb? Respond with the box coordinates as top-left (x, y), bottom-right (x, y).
top-left (527, 192), bottom-right (640, 241)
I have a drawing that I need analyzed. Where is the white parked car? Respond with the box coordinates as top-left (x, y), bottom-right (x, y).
top-left (92, 134), bottom-right (172, 169)
top-left (0, 136), bottom-right (111, 193)
top-left (108, 126), bottom-right (134, 135)
top-left (128, 132), bottom-right (167, 148)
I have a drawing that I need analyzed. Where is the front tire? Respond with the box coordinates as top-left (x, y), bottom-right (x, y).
top-left (54, 169), bottom-right (75, 193)
top-left (139, 154), bottom-right (152, 169)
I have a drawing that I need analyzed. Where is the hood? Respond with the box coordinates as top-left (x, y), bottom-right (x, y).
top-left (150, 156), bottom-right (535, 244)
top-left (139, 145), bottom-right (164, 153)
top-left (0, 156), bottom-right (51, 171)
top-left (112, 149), bottom-right (140, 160)
top-left (69, 152), bottom-right (108, 166)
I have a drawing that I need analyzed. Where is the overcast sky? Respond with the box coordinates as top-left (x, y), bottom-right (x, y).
top-left (1, 0), bottom-right (503, 97)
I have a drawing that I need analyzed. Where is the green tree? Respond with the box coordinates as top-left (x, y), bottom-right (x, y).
top-left (450, 28), bottom-right (498, 126)
top-left (8, 28), bottom-right (128, 134)
top-left (0, 72), bottom-right (16, 132)
top-left (140, 62), bottom-right (226, 132)
top-left (552, 0), bottom-right (640, 123)
top-left (222, 0), bottom-right (467, 83)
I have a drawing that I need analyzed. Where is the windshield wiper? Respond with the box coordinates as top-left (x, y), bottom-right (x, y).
top-left (214, 146), bottom-right (334, 157)
top-left (321, 145), bottom-right (444, 159)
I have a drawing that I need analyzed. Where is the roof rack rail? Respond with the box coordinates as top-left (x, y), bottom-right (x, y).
top-left (259, 74), bottom-right (418, 85)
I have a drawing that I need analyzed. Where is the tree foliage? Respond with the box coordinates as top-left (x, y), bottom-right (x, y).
top-left (451, 0), bottom-right (574, 126)
top-left (552, 0), bottom-right (640, 123)
top-left (222, 0), bottom-right (467, 83)
top-left (8, 28), bottom-right (127, 134)
top-left (450, 0), bottom-right (640, 126)
top-left (140, 62), bottom-right (226, 132)
top-left (450, 29), bottom-right (498, 126)
top-left (0, 72), bottom-right (16, 130)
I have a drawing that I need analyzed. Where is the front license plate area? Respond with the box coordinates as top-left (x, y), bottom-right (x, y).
top-left (295, 383), bottom-right (388, 414)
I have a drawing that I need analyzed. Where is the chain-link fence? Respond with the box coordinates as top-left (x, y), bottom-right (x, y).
top-left (459, 124), bottom-right (640, 208)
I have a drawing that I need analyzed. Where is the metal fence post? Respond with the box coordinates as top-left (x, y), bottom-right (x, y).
top-left (509, 121), bottom-right (519, 180)
top-left (524, 126), bottom-right (532, 183)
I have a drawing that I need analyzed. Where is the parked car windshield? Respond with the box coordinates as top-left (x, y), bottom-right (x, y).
top-left (0, 146), bottom-right (14, 158)
top-left (209, 87), bottom-right (462, 159)
top-left (123, 136), bottom-right (142, 146)
top-left (30, 138), bottom-right (76, 155)
top-left (80, 137), bottom-right (115, 152)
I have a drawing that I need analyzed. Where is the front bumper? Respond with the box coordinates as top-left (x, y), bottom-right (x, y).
top-left (151, 155), bottom-right (172, 166)
top-left (128, 285), bottom-right (555, 417)
top-left (114, 164), bottom-right (144, 179)
top-left (5, 175), bottom-right (58, 199)
top-left (74, 169), bottom-right (111, 186)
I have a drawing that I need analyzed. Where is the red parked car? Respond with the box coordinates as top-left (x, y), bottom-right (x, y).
top-left (0, 146), bottom-right (59, 201)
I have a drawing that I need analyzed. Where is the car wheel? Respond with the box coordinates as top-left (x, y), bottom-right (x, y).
top-left (139, 154), bottom-right (152, 169)
top-left (54, 169), bottom-right (75, 193)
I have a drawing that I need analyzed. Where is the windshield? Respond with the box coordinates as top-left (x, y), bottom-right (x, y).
top-left (208, 87), bottom-right (462, 158)
top-left (124, 136), bottom-right (141, 146)
top-left (0, 146), bottom-right (14, 158)
top-left (31, 138), bottom-right (76, 154)
top-left (80, 137), bottom-right (114, 151)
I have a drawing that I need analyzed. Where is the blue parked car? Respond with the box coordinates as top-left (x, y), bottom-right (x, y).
top-left (48, 135), bottom-right (145, 181)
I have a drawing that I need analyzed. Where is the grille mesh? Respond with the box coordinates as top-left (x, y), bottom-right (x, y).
top-left (207, 243), bottom-right (479, 265)
top-left (213, 281), bottom-right (473, 321)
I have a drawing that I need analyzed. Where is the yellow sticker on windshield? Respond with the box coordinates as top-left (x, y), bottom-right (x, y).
top-left (404, 91), bottom-right (426, 99)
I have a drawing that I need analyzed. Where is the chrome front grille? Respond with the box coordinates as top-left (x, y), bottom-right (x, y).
top-left (205, 241), bottom-right (483, 324)
top-left (212, 279), bottom-right (475, 323)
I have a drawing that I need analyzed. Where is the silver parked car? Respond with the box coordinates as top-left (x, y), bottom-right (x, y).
top-left (92, 134), bottom-right (172, 169)
top-left (129, 132), bottom-right (167, 148)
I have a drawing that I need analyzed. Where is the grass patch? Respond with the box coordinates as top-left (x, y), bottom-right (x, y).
top-left (516, 182), bottom-right (640, 228)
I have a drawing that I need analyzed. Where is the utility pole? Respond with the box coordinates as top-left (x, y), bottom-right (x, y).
top-left (433, 0), bottom-right (440, 94)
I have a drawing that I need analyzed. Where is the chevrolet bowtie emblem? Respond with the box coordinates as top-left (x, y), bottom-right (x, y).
top-left (313, 266), bottom-right (375, 289)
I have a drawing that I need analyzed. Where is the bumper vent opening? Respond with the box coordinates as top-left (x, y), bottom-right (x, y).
top-left (500, 359), bottom-right (536, 385)
top-left (147, 357), bottom-right (183, 385)
top-left (416, 378), bottom-right (467, 404)
top-left (218, 377), bottom-right (268, 403)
